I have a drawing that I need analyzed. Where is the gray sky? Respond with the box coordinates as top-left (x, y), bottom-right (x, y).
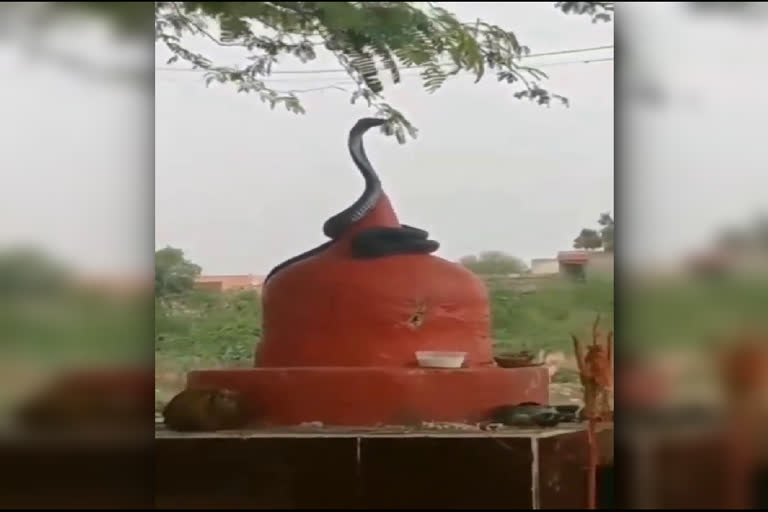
top-left (155, 2), bottom-right (614, 275)
top-left (8, 3), bottom-right (766, 278)
top-left (621, 3), bottom-right (768, 265)
top-left (16, 4), bottom-right (767, 277)
top-left (0, 15), bottom-right (152, 276)
top-left (0, 2), bottom-right (763, 282)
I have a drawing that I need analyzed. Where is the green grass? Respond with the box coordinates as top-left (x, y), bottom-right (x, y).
top-left (490, 278), bottom-right (613, 353)
top-left (155, 278), bottom-right (614, 372)
top-left (155, 276), bottom-right (768, 370)
top-left (153, 275), bottom-right (768, 411)
top-left (155, 289), bottom-right (262, 373)
top-left (623, 276), bottom-right (768, 353)
top-left (1, 291), bottom-right (150, 366)
top-left (153, 279), bottom-right (612, 408)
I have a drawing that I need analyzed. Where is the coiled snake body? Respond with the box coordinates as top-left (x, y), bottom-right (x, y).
top-left (265, 118), bottom-right (439, 283)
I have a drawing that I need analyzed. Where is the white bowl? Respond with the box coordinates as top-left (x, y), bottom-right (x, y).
top-left (416, 351), bottom-right (467, 369)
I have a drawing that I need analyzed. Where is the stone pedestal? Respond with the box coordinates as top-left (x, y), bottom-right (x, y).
top-left (153, 424), bottom-right (614, 509)
top-left (188, 366), bottom-right (549, 426)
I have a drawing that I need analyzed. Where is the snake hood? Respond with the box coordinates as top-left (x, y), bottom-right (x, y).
top-left (322, 118), bottom-right (386, 239)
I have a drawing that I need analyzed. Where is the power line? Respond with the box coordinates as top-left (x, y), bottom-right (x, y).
top-left (156, 56), bottom-right (613, 93)
top-left (157, 56), bottom-right (612, 82)
top-left (265, 58), bottom-right (615, 94)
top-left (538, 56), bottom-right (613, 67)
top-left (155, 44), bottom-right (613, 74)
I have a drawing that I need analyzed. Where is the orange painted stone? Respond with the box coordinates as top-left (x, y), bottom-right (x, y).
top-left (256, 194), bottom-right (494, 368)
top-left (185, 143), bottom-right (549, 425)
top-left (188, 366), bottom-right (549, 426)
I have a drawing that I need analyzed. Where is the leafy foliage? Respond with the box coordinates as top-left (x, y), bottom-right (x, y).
top-left (555, 2), bottom-right (614, 23)
top-left (0, 247), bottom-right (72, 297)
top-left (460, 251), bottom-right (529, 275)
top-left (573, 212), bottom-right (613, 251)
top-left (573, 228), bottom-right (603, 250)
top-left (716, 213), bottom-right (768, 251)
top-left (156, 289), bottom-right (261, 368)
top-left (5, 2), bottom-right (610, 141)
top-left (155, 246), bottom-right (202, 296)
top-left (154, 2), bottom-right (578, 143)
top-left (598, 212), bottom-right (614, 252)
top-left (154, 279), bottom-right (615, 408)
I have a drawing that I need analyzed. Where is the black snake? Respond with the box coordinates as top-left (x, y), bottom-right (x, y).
top-left (264, 118), bottom-right (439, 283)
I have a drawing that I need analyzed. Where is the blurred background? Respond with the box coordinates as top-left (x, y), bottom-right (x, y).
top-left (0, 2), bottom-right (154, 507)
top-left (618, 2), bottom-right (768, 413)
top-left (0, 1), bottom-right (765, 508)
top-left (619, 2), bottom-right (768, 507)
top-left (0, 0), bottom-right (153, 437)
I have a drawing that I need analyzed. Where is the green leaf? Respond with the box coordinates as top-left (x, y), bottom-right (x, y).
top-left (150, 1), bottom-right (580, 143)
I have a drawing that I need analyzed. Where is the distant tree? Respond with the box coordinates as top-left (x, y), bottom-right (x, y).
top-left (715, 213), bottom-right (768, 251)
top-left (752, 213), bottom-right (768, 249)
top-left (460, 251), bottom-right (528, 275)
top-left (598, 212), bottom-right (614, 252)
top-left (716, 226), bottom-right (749, 250)
top-left (573, 213), bottom-right (613, 252)
top-left (155, 246), bottom-right (202, 296)
top-left (0, 247), bottom-right (71, 296)
top-left (573, 228), bottom-right (603, 250)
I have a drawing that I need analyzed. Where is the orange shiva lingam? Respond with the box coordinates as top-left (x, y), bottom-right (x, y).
top-left (183, 119), bottom-right (549, 426)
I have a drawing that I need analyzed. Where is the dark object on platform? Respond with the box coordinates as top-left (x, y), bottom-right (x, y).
top-left (555, 404), bottom-right (584, 423)
top-left (14, 377), bottom-right (152, 432)
top-left (491, 402), bottom-right (562, 427)
top-left (163, 388), bottom-right (248, 432)
top-left (494, 351), bottom-right (538, 368)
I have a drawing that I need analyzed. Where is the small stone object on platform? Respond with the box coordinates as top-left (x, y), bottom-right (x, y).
top-left (162, 388), bottom-right (248, 432)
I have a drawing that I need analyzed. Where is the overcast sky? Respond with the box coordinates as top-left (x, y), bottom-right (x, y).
top-left (0, 10), bottom-right (151, 276)
top-left (155, 2), bottom-right (614, 275)
top-left (5, 3), bottom-right (765, 277)
top-left (620, 3), bottom-right (768, 266)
